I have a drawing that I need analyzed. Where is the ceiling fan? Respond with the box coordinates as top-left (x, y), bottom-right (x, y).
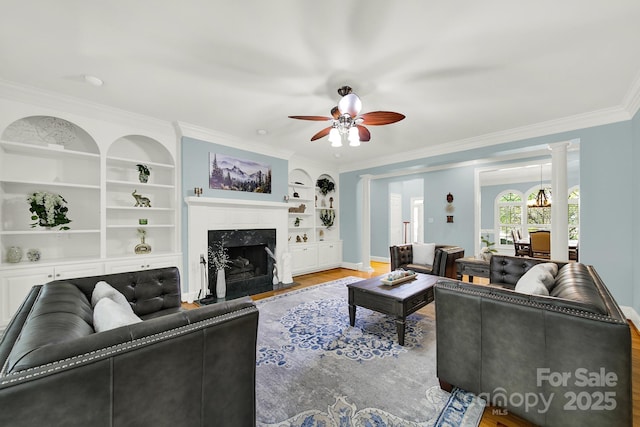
top-left (288, 86), bottom-right (405, 147)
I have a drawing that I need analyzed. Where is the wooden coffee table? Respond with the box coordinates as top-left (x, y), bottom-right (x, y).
top-left (347, 273), bottom-right (437, 346)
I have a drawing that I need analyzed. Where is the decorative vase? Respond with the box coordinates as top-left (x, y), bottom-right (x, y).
top-left (216, 269), bottom-right (226, 298)
top-left (481, 252), bottom-right (492, 262)
top-left (7, 246), bottom-right (23, 263)
top-left (134, 236), bottom-right (152, 254)
top-left (26, 248), bottom-right (41, 262)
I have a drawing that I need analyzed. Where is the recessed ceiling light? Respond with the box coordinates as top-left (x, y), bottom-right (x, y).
top-left (256, 129), bottom-right (268, 136)
top-left (83, 74), bottom-right (104, 87)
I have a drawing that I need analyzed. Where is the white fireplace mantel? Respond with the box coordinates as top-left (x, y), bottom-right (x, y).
top-left (184, 196), bottom-right (289, 298)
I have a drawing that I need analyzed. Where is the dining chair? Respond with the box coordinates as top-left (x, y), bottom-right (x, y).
top-left (511, 229), bottom-right (529, 257)
top-left (529, 230), bottom-right (551, 259)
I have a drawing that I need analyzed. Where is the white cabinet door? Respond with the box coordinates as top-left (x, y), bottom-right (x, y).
top-left (290, 244), bottom-right (318, 274)
top-left (318, 241), bottom-right (342, 268)
top-left (104, 255), bottom-right (181, 274)
top-left (54, 263), bottom-right (104, 280)
top-left (0, 266), bottom-right (52, 327)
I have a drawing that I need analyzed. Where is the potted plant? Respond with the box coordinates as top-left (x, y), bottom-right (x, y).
top-left (316, 178), bottom-right (335, 196)
top-left (320, 209), bottom-right (335, 228)
top-left (27, 191), bottom-right (71, 230)
top-left (480, 235), bottom-right (497, 261)
top-left (136, 164), bottom-right (150, 183)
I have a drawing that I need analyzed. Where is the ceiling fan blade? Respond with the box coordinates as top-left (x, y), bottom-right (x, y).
top-left (330, 106), bottom-right (340, 119)
top-left (310, 127), bottom-right (332, 141)
top-left (288, 115), bottom-right (332, 121)
top-left (357, 125), bottom-right (371, 142)
top-left (360, 111), bottom-right (406, 126)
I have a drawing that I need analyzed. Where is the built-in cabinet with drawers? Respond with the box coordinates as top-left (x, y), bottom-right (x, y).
top-left (0, 112), bottom-right (180, 330)
top-left (287, 168), bottom-right (342, 275)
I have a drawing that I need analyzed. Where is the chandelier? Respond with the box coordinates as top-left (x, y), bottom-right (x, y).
top-left (529, 164), bottom-right (551, 208)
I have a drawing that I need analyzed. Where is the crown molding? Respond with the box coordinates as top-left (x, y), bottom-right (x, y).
top-left (622, 71), bottom-right (640, 118)
top-left (339, 105), bottom-right (631, 173)
top-left (175, 121), bottom-right (295, 160)
top-left (0, 79), bottom-right (175, 136)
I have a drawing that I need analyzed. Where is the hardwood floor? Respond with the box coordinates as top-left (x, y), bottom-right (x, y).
top-left (231, 262), bottom-right (639, 426)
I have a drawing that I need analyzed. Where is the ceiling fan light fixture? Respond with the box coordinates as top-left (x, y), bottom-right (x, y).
top-left (329, 128), bottom-right (342, 147)
top-left (348, 127), bottom-right (360, 147)
top-left (337, 93), bottom-right (362, 117)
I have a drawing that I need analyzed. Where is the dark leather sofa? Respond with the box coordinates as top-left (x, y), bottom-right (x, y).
top-left (0, 267), bottom-right (259, 427)
top-left (434, 255), bottom-right (632, 427)
top-left (389, 244), bottom-right (464, 279)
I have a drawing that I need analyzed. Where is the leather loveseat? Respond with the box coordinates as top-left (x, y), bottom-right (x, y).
top-left (0, 267), bottom-right (259, 427)
top-left (434, 255), bottom-right (632, 427)
top-left (390, 244), bottom-right (464, 279)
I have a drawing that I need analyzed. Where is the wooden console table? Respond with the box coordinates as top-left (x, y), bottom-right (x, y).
top-left (455, 257), bottom-right (490, 283)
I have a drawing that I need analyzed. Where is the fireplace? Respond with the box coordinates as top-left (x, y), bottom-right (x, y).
top-left (207, 228), bottom-right (276, 300)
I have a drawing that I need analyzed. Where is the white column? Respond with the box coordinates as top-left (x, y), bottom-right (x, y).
top-left (360, 174), bottom-right (374, 272)
top-left (550, 142), bottom-right (570, 261)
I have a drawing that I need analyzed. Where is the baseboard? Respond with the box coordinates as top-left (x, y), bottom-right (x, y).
top-left (620, 305), bottom-right (640, 331)
top-left (370, 256), bottom-right (390, 263)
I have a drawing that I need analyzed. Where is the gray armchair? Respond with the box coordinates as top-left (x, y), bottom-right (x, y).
top-left (389, 244), bottom-right (464, 279)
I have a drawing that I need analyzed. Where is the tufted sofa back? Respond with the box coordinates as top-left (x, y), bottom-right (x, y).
top-left (66, 267), bottom-right (181, 317)
top-left (489, 255), bottom-right (568, 289)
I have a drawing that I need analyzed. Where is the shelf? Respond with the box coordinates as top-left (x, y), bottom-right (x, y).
top-left (106, 206), bottom-right (174, 211)
top-left (1, 179), bottom-right (100, 190)
top-left (0, 229), bottom-right (100, 235)
top-left (106, 156), bottom-right (175, 169)
top-left (288, 212), bottom-right (313, 216)
top-left (0, 140), bottom-right (100, 159)
top-left (107, 224), bottom-right (175, 229)
top-left (106, 179), bottom-right (175, 189)
top-left (290, 226), bottom-right (313, 230)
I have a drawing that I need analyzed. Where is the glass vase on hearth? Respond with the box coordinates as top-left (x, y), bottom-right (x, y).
top-left (216, 269), bottom-right (226, 299)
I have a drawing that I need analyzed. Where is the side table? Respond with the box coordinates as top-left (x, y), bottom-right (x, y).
top-left (455, 257), bottom-right (490, 283)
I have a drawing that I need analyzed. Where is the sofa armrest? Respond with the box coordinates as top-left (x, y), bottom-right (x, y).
top-left (434, 280), bottom-right (631, 427)
top-left (432, 246), bottom-right (464, 278)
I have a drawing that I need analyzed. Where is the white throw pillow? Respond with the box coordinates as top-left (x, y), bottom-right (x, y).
top-left (93, 297), bottom-right (142, 332)
top-left (413, 243), bottom-right (436, 266)
top-left (91, 281), bottom-right (129, 308)
top-left (515, 263), bottom-right (558, 296)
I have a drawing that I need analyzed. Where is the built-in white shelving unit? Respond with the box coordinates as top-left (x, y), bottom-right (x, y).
top-left (0, 112), bottom-right (180, 329)
top-left (287, 168), bottom-right (342, 275)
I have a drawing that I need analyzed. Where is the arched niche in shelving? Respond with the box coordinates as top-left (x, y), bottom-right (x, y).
top-left (1, 115), bottom-right (98, 154)
top-left (108, 135), bottom-right (173, 165)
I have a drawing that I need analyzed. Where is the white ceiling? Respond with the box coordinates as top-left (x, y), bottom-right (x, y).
top-left (1, 1), bottom-right (639, 170)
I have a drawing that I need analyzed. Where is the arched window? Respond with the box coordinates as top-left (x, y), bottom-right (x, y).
top-left (494, 186), bottom-right (579, 253)
top-left (568, 186), bottom-right (580, 240)
top-left (496, 190), bottom-right (523, 247)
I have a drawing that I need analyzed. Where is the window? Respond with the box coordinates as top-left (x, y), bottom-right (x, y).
top-left (568, 187), bottom-right (579, 240)
top-left (496, 191), bottom-right (523, 246)
top-left (494, 186), bottom-right (579, 252)
top-left (526, 185), bottom-right (552, 231)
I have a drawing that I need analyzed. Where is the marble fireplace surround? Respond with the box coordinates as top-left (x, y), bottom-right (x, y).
top-left (184, 196), bottom-right (289, 300)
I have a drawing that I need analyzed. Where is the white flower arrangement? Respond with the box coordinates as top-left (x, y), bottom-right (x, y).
top-left (208, 241), bottom-right (230, 271)
top-left (27, 191), bottom-right (71, 230)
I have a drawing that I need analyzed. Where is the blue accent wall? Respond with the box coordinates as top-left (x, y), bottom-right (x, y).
top-left (180, 136), bottom-right (288, 283)
top-left (632, 109), bottom-right (640, 316)
top-left (340, 120), bottom-right (635, 307)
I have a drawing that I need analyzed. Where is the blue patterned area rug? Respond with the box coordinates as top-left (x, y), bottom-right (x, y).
top-left (255, 276), bottom-right (485, 427)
